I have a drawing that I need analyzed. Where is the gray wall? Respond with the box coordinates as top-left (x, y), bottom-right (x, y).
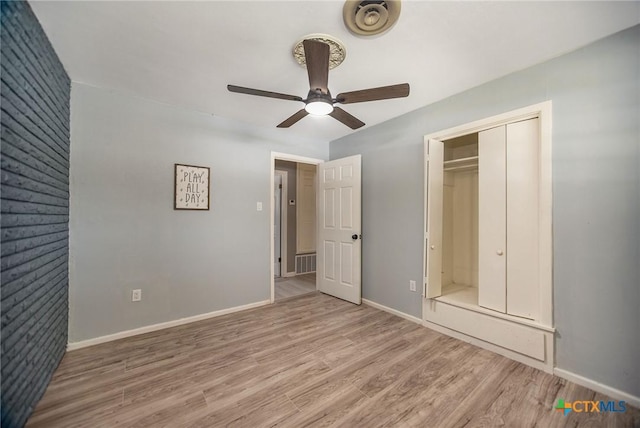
top-left (1, 1), bottom-right (70, 426)
top-left (274, 160), bottom-right (297, 274)
top-left (331, 25), bottom-right (640, 398)
top-left (69, 83), bottom-right (328, 342)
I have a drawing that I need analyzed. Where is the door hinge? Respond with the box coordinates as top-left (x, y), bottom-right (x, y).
top-left (279, 184), bottom-right (282, 189)
top-left (278, 257), bottom-right (281, 262)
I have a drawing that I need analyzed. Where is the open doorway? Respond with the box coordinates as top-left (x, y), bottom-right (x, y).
top-left (270, 153), bottom-right (323, 302)
top-left (273, 159), bottom-right (317, 301)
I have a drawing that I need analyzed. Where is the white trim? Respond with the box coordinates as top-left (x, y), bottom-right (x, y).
top-left (271, 152), bottom-right (325, 165)
top-left (270, 152), bottom-right (324, 303)
top-left (537, 102), bottom-right (553, 327)
top-left (553, 368), bottom-right (640, 409)
top-left (422, 101), bottom-right (551, 142)
top-left (362, 298), bottom-right (422, 325)
top-left (67, 299), bottom-right (270, 351)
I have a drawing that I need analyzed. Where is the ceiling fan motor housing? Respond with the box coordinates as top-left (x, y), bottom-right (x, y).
top-left (305, 89), bottom-right (334, 115)
top-left (343, 0), bottom-right (401, 36)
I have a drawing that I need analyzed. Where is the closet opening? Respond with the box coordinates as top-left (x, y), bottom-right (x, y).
top-left (424, 102), bottom-right (553, 327)
top-left (439, 133), bottom-right (479, 307)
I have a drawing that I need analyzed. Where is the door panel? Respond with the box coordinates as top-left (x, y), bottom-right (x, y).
top-left (506, 118), bottom-right (540, 319)
top-left (426, 139), bottom-right (444, 298)
top-left (478, 126), bottom-right (507, 313)
top-left (340, 187), bottom-right (353, 228)
top-left (340, 242), bottom-right (354, 285)
top-left (318, 155), bottom-right (362, 304)
top-left (324, 188), bottom-right (336, 228)
top-left (324, 240), bottom-right (336, 280)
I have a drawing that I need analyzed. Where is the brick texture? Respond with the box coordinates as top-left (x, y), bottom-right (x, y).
top-left (1, 1), bottom-right (71, 426)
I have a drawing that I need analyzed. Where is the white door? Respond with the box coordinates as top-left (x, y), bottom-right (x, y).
top-left (274, 174), bottom-right (282, 277)
top-left (506, 118), bottom-right (540, 320)
top-left (317, 155), bottom-right (362, 304)
top-left (425, 139), bottom-right (444, 298)
top-left (478, 125), bottom-right (507, 312)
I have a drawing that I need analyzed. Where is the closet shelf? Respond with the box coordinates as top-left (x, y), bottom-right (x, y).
top-left (443, 156), bottom-right (478, 171)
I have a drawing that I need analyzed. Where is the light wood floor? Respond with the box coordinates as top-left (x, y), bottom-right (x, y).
top-left (27, 293), bottom-right (638, 427)
top-left (275, 273), bottom-right (316, 300)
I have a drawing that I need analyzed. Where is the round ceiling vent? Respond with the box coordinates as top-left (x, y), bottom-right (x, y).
top-left (293, 34), bottom-right (347, 70)
top-left (343, 0), bottom-right (401, 36)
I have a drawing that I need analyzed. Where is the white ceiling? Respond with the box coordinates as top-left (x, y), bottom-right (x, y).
top-left (31, 1), bottom-right (639, 143)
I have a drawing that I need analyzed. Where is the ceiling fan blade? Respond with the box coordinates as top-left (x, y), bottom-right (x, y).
top-left (329, 107), bottom-right (365, 130)
top-left (303, 40), bottom-right (330, 93)
top-left (277, 109), bottom-right (309, 128)
top-left (227, 85), bottom-right (303, 102)
top-left (336, 83), bottom-right (410, 104)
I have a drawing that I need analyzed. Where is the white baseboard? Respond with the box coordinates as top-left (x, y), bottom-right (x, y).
top-left (553, 368), bottom-right (640, 409)
top-left (362, 298), bottom-right (422, 325)
top-left (67, 299), bottom-right (271, 351)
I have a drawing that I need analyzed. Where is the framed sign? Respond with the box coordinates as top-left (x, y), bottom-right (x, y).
top-left (174, 164), bottom-right (210, 210)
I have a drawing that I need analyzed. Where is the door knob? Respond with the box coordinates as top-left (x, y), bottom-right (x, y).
top-left (430, 245), bottom-right (435, 250)
top-left (352, 234), bottom-right (359, 240)
top-left (496, 250), bottom-right (504, 256)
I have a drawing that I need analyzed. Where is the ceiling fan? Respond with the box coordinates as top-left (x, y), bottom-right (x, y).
top-left (227, 39), bottom-right (410, 130)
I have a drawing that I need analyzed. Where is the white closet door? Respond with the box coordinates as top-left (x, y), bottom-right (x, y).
top-left (426, 139), bottom-right (444, 298)
top-left (506, 118), bottom-right (540, 319)
top-left (478, 126), bottom-right (507, 312)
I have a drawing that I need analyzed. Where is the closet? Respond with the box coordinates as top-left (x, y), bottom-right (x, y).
top-left (424, 105), bottom-right (553, 372)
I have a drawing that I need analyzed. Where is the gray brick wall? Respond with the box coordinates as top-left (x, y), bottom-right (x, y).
top-left (1, 1), bottom-right (71, 426)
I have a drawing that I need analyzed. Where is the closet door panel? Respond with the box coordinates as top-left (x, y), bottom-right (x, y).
top-left (426, 139), bottom-right (444, 298)
top-left (478, 126), bottom-right (506, 313)
top-left (506, 118), bottom-right (540, 320)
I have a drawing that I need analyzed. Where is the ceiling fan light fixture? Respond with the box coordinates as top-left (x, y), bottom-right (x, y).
top-left (305, 99), bottom-right (334, 116)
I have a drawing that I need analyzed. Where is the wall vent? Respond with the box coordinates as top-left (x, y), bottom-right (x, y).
top-left (295, 253), bottom-right (316, 274)
top-left (343, 0), bottom-right (401, 37)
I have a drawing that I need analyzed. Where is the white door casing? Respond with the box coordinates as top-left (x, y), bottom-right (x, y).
top-left (317, 155), bottom-right (362, 304)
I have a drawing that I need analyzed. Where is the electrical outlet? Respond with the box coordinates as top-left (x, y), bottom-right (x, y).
top-left (257, 202), bottom-right (263, 211)
top-left (132, 289), bottom-right (142, 302)
top-left (409, 280), bottom-right (417, 292)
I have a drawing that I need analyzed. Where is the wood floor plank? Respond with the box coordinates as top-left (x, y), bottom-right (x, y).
top-left (26, 293), bottom-right (639, 427)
